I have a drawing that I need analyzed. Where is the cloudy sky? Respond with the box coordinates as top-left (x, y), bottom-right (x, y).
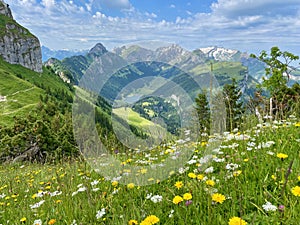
top-left (5, 0), bottom-right (300, 54)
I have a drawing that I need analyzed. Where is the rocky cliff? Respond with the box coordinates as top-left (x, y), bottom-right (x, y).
top-left (0, 0), bottom-right (42, 72)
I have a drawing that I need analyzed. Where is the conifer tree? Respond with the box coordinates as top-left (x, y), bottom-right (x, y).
top-left (194, 91), bottom-right (210, 135)
top-left (223, 79), bottom-right (244, 131)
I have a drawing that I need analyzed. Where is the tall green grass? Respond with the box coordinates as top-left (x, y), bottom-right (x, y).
top-left (0, 118), bottom-right (299, 224)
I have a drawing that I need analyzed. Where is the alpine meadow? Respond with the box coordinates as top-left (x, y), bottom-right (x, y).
top-left (1, 0), bottom-right (300, 225)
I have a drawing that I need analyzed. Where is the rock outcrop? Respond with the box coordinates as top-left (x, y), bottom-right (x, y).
top-left (0, 0), bottom-right (42, 72)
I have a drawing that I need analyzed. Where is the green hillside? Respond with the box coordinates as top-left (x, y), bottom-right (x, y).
top-left (0, 57), bottom-right (164, 162)
top-left (0, 71), bottom-right (42, 126)
top-left (0, 57), bottom-right (73, 126)
top-left (113, 107), bottom-right (166, 135)
top-left (191, 61), bottom-right (247, 84)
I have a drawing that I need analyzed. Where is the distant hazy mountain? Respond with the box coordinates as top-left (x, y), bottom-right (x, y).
top-left (41, 46), bottom-right (88, 62)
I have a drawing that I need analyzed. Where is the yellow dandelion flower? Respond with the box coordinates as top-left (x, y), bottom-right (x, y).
top-left (174, 181), bottom-right (183, 189)
top-left (127, 183), bottom-right (135, 189)
top-left (173, 195), bottom-right (183, 204)
top-left (20, 217), bottom-right (26, 222)
top-left (183, 193), bottom-right (192, 200)
top-left (201, 141), bottom-right (207, 147)
top-left (140, 215), bottom-right (159, 225)
top-left (206, 180), bottom-right (215, 186)
top-left (128, 219), bottom-right (138, 225)
top-left (188, 172), bottom-right (197, 179)
top-left (112, 181), bottom-right (118, 187)
top-left (228, 216), bottom-right (247, 225)
top-left (291, 186), bottom-right (300, 196)
top-left (211, 193), bottom-right (226, 204)
top-left (233, 170), bottom-right (242, 177)
top-left (277, 153), bottom-right (288, 159)
top-left (298, 176), bottom-right (300, 181)
top-left (294, 122), bottom-right (300, 127)
top-left (197, 174), bottom-right (204, 180)
top-left (48, 219), bottom-right (56, 225)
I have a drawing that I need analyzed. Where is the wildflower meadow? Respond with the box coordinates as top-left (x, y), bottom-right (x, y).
top-left (0, 118), bottom-right (300, 224)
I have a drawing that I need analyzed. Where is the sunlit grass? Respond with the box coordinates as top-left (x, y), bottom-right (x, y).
top-left (0, 118), bottom-right (300, 224)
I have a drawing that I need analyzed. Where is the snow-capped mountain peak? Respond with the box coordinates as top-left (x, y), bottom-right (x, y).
top-left (199, 46), bottom-right (242, 61)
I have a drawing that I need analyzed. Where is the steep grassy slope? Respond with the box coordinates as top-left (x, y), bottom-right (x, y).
top-left (0, 57), bottom-right (73, 126)
top-left (0, 70), bottom-right (43, 126)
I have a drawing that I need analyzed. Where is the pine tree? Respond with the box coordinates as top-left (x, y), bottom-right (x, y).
top-left (223, 79), bottom-right (244, 131)
top-left (194, 91), bottom-right (210, 135)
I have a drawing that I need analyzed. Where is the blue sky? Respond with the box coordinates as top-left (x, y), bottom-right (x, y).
top-left (5, 0), bottom-right (300, 55)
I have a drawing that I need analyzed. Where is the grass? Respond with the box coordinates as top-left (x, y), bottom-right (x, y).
top-left (190, 61), bottom-right (249, 85)
top-left (0, 69), bottom-right (43, 126)
top-left (0, 57), bottom-right (72, 95)
top-left (0, 118), bottom-right (300, 224)
top-left (113, 107), bottom-right (166, 135)
top-left (0, 57), bottom-right (73, 126)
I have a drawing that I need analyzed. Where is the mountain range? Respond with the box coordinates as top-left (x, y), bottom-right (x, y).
top-left (41, 46), bottom-right (88, 62)
top-left (44, 43), bottom-right (264, 101)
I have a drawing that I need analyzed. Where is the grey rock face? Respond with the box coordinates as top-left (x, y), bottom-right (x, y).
top-left (0, 0), bottom-right (12, 18)
top-left (0, 0), bottom-right (42, 72)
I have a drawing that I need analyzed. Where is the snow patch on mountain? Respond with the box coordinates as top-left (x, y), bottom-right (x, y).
top-left (199, 46), bottom-right (241, 61)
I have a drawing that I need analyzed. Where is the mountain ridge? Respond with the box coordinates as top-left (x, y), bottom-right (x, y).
top-left (45, 42), bottom-right (262, 100)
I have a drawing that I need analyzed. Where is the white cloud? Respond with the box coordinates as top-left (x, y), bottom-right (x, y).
top-left (18, 0), bottom-right (36, 6)
top-left (186, 11), bottom-right (192, 16)
top-left (41, 0), bottom-right (55, 8)
top-left (145, 12), bottom-right (157, 19)
top-left (4, 0), bottom-right (300, 55)
top-left (170, 4), bottom-right (175, 9)
top-left (93, 11), bottom-right (107, 19)
top-left (85, 3), bottom-right (91, 11)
